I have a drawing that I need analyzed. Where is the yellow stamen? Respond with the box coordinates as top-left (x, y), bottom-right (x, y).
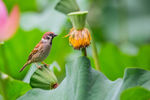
top-left (68, 28), bottom-right (91, 49)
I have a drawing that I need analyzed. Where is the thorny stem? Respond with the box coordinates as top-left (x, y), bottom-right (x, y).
top-left (87, 23), bottom-right (100, 71)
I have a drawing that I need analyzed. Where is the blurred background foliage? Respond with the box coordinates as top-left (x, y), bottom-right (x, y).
top-left (0, 0), bottom-right (150, 83)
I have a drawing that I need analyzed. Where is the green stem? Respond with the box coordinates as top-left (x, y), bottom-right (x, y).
top-left (1, 45), bottom-right (10, 74)
top-left (86, 23), bottom-right (100, 71)
top-left (0, 74), bottom-right (7, 100)
top-left (82, 48), bottom-right (87, 56)
top-left (118, 0), bottom-right (128, 44)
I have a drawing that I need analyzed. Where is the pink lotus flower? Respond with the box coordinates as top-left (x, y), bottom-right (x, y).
top-left (0, 0), bottom-right (20, 42)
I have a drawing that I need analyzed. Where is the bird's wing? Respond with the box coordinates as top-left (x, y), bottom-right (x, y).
top-left (27, 41), bottom-right (43, 61)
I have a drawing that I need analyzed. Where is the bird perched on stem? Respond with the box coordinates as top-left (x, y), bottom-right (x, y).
top-left (19, 32), bottom-right (57, 72)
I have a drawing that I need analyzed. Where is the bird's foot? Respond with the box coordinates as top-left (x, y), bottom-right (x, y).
top-left (44, 64), bottom-right (50, 67)
top-left (35, 63), bottom-right (42, 69)
top-left (42, 62), bottom-right (49, 67)
top-left (37, 65), bottom-right (42, 69)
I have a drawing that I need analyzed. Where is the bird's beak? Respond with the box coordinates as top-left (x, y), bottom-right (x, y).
top-left (53, 34), bottom-right (57, 37)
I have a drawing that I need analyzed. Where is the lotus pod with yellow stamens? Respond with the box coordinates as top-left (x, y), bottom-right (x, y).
top-left (68, 11), bottom-right (91, 49)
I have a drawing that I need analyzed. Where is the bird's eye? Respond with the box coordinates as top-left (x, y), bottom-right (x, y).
top-left (49, 34), bottom-right (53, 36)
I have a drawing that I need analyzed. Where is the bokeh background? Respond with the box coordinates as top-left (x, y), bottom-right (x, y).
top-left (0, 0), bottom-right (150, 82)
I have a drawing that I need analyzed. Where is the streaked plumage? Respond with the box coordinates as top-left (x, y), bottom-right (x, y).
top-left (19, 32), bottom-right (57, 72)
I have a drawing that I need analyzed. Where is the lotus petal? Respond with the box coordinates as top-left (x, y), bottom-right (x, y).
top-left (0, 0), bottom-right (8, 28)
top-left (0, 5), bottom-right (20, 41)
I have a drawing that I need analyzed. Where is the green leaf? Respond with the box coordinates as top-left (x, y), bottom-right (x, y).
top-left (55, 0), bottom-right (80, 14)
top-left (137, 45), bottom-right (150, 69)
top-left (3, 0), bottom-right (37, 12)
top-left (120, 87), bottom-right (150, 100)
top-left (0, 95), bottom-right (2, 100)
top-left (18, 56), bottom-right (150, 100)
top-left (0, 72), bottom-right (31, 100)
top-left (99, 43), bottom-right (137, 80)
top-left (99, 43), bottom-right (150, 81)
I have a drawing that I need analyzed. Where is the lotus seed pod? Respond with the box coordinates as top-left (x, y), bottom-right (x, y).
top-left (30, 65), bottom-right (58, 90)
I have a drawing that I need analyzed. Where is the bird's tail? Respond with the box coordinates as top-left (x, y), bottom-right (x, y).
top-left (19, 62), bottom-right (30, 72)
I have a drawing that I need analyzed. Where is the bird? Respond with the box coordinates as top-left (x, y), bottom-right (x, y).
top-left (19, 32), bottom-right (57, 72)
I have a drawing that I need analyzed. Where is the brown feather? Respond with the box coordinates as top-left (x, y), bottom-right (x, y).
top-left (27, 41), bottom-right (43, 61)
top-left (19, 61), bottom-right (31, 72)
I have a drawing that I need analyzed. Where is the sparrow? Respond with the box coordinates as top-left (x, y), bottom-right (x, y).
top-left (19, 32), bottom-right (57, 72)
